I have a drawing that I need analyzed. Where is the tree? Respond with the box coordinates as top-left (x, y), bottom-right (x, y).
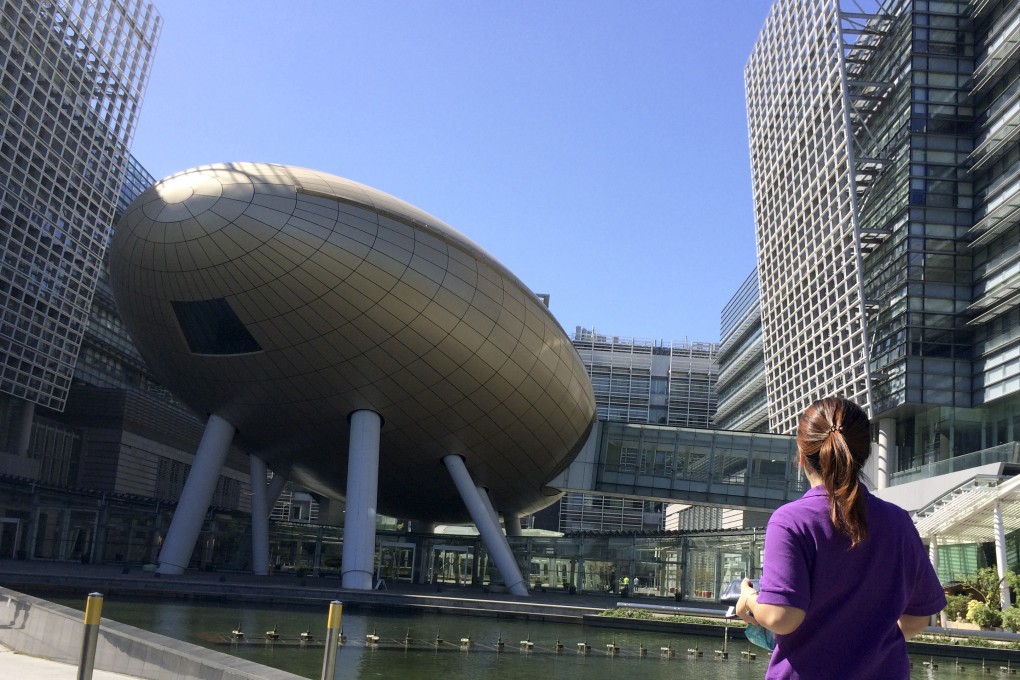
top-left (963, 567), bottom-right (1006, 609)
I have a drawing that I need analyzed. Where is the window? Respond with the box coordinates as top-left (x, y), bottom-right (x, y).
top-left (171, 298), bottom-right (261, 355)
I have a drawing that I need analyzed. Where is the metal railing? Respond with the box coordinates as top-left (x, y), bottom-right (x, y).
top-left (890, 443), bottom-right (1020, 486)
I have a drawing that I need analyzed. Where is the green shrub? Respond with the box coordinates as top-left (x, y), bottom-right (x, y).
top-left (967, 601), bottom-right (1002, 629)
top-left (1002, 607), bottom-right (1020, 633)
top-left (944, 594), bottom-right (971, 621)
top-left (964, 567), bottom-right (1005, 605)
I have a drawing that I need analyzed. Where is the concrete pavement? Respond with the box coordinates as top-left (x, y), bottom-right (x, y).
top-left (0, 643), bottom-right (142, 679)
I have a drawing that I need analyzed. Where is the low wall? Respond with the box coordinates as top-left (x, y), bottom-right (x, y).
top-left (0, 587), bottom-right (307, 680)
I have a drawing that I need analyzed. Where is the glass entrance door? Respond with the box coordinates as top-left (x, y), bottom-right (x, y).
top-left (429, 544), bottom-right (472, 585)
top-left (0, 518), bottom-right (19, 558)
top-left (377, 541), bottom-right (415, 584)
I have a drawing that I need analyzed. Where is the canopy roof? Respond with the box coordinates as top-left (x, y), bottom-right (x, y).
top-left (913, 473), bottom-right (1020, 545)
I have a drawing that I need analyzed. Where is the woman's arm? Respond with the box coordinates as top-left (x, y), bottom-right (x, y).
top-left (736, 578), bottom-right (806, 635)
top-left (897, 614), bottom-right (931, 640)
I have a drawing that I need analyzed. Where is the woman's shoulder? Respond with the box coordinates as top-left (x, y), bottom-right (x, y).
top-left (864, 488), bottom-right (911, 517)
top-left (767, 490), bottom-right (829, 528)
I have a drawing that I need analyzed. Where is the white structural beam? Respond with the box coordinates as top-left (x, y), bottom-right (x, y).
top-left (267, 470), bottom-right (287, 511)
top-left (157, 414), bottom-right (236, 575)
top-left (929, 536), bottom-right (944, 626)
top-left (994, 502), bottom-right (1012, 609)
top-left (249, 455), bottom-right (270, 576)
top-left (479, 486), bottom-right (500, 528)
top-left (914, 473), bottom-right (1020, 541)
top-left (341, 410), bottom-right (381, 591)
top-left (875, 417), bottom-right (893, 489)
top-left (443, 455), bottom-right (528, 596)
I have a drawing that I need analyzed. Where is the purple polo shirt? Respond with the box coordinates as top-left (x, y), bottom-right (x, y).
top-left (757, 485), bottom-right (946, 679)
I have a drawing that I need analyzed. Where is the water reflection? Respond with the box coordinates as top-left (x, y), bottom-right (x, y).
top-left (53, 598), bottom-right (957, 680)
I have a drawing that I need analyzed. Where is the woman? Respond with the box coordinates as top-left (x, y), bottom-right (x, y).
top-left (735, 397), bottom-right (945, 679)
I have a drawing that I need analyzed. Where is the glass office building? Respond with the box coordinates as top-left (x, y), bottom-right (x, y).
top-left (572, 327), bottom-right (718, 427)
top-left (556, 328), bottom-right (721, 533)
top-left (747, 0), bottom-right (1020, 484)
top-left (713, 270), bottom-right (768, 432)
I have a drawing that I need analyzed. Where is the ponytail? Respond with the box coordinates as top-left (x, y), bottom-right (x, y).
top-left (797, 397), bottom-right (871, 548)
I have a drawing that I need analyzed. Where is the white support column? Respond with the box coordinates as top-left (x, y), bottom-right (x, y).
top-left (504, 513), bottom-right (522, 537)
top-left (267, 470), bottom-right (288, 512)
top-left (249, 455), bottom-right (270, 576)
top-left (479, 487), bottom-right (500, 528)
top-left (443, 455), bottom-right (528, 596)
top-left (994, 502), bottom-right (1012, 610)
top-left (157, 414), bottom-right (236, 575)
top-left (875, 418), bottom-right (894, 490)
top-left (341, 410), bottom-right (381, 591)
top-left (929, 536), bottom-right (945, 627)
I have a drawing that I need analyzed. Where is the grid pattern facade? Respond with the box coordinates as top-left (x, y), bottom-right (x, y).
top-left (5, 153), bottom-right (254, 514)
top-left (0, 0), bottom-right (160, 410)
top-left (746, 0), bottom-right (873, 434)
top-left (748, 0), bottom-right (1020, 475)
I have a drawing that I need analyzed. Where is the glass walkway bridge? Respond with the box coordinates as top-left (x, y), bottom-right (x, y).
top-left (552, 421), bottom-right (803, 511)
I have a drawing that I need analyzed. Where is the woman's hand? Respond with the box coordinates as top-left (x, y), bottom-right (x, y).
top-left (735, 578), bottom-right (758, 624)
top-left (735, 577), bottom-right (806, 635)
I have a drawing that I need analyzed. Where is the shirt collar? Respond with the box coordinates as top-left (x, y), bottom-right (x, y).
top-left (801, 484), bottom-right (871, 499)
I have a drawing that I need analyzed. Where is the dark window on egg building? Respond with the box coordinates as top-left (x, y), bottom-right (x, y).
top-left (171, 298), bottom-right (262, 355)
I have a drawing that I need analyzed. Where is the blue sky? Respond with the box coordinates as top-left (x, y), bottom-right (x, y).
top-left (130, 1), bottom-right (775, 343)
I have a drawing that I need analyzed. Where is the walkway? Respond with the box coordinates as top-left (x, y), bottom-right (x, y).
top-left (0, 643), bottom-right (141, 679)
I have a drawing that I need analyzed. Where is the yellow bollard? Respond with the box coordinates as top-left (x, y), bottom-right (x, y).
top-left (320, 600), bottom-right (343, 680)
top-left (76, 592), bottom-right (103, 680)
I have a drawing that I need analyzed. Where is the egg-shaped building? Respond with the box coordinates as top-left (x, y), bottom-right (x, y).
top-left (108, 162), bottom-right (596, 592)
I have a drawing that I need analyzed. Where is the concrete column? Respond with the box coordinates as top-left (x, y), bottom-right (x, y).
top-left (249, 455), bottom-right (270, 576)
top-left (875, 418), bottom-right (894, 489)
top-left (504, 513), bottom-right (522, 536)
top-left (91, 501), bottom-right (108, 565)
top-left (995, 502), bottom-right (1012, 609)
top-left (14, 400), bottom-right (34, 457)
top-left (312, 525), bottom-right (323, 577)
top-left (57, 509), bottom-right (71, 561)
top-left (443, 455), bottom-right (528, 596)
top-left (27, 500), bottom-right (40, 559)
top-left (341, 410), bottom-right (381, 591)
top-left (157, 414), bottom-right (235, 575)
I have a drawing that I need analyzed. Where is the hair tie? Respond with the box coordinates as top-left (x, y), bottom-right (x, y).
top-left (829, 424), bottom-right (843, 433)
